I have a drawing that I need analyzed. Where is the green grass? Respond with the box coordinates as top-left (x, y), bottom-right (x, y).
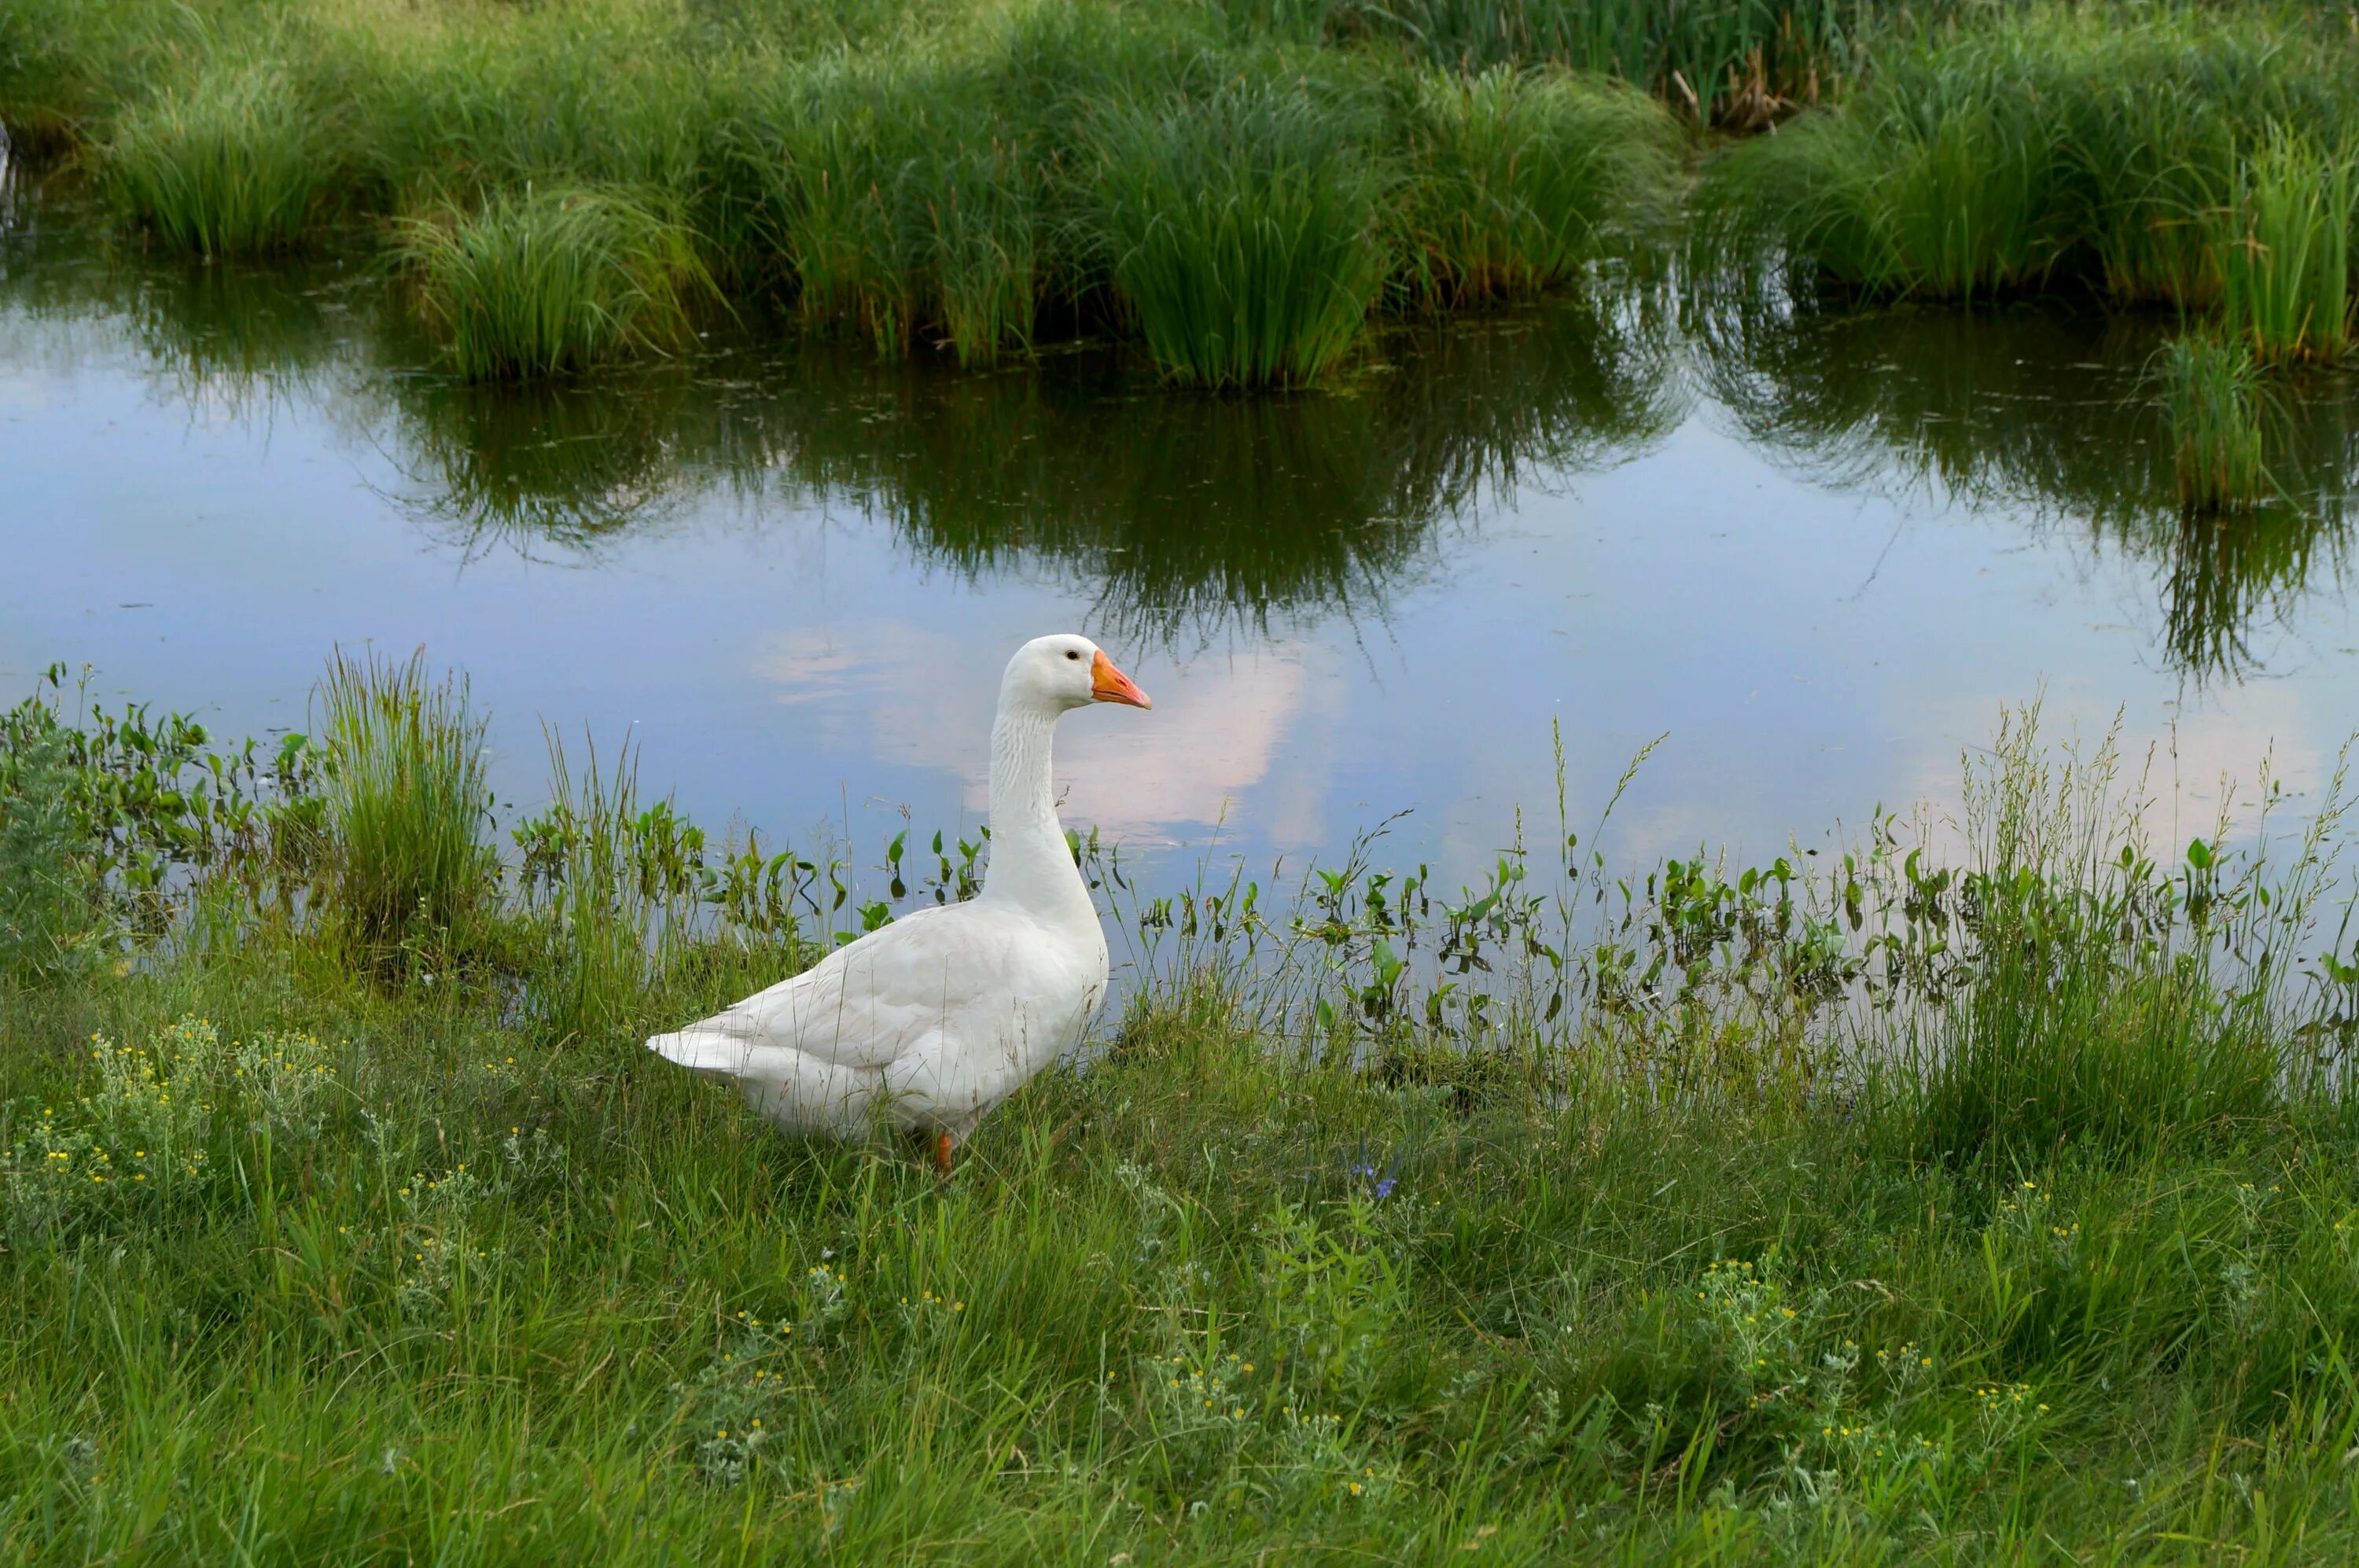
top-left (1698, 8), bottom-right (2359, 320)
top-left (98, 57), bottom-right (333, 257)
top-left (2214, 123), bottom-right (2358, 366)
top-left (6, 668), bottom-right (2359, 1559)
top-left (395, 186), bottom-right (711, 381)
top-left (0, 0), bottom-right (201, 153)
top-left (1904, 705), bottom-right (2303, 1162)
top-left (5, 0), bottom-right (1678, 383)
top-left (1402, 65), bottom-right (1673, 304)
top-left (747, 54), bottom-right (1047, 365)
top-left (1327, 0), bottom-right (1920, 126)
top-left (2158, 333), bottom-right (2271, 513)
top-left (25, 2), bottom-right (2359, 382)
top-left (1087, 77), bottom-right (1393, 386)
top-left (315, 649), bottom-right (495, 960)
top-left (0, 725), bottom-right (94, 979)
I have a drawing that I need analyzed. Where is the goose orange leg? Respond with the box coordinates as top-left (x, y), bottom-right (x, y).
top-left (934, 1132), bottom-right (955, 1179)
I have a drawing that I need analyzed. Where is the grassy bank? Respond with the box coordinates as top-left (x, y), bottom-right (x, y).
top-left (8, 660), bottom-right (2359, 1560)
top-left (13, 3), bottom-right (2357, 385)
top-left (0, 0), bottom-right (1684, 385)
top-left (1699, 6), bottom-right (2359, 363)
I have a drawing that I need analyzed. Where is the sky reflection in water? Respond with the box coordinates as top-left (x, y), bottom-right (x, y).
top-left (6, 176), bottom-right (2359, 896)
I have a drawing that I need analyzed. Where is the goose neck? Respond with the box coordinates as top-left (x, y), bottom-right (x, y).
top-left (983, 704), bottom-right (1083, 913)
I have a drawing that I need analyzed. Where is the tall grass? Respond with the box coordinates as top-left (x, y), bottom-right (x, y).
top-left (1332, 0), bottom-right (1908, 125)
top-left (2213, 124), bottom-right (2357, 365)
top-left (2158, 333), bottom-right (2269, 513)
top-left (13, 0), bottom-right (1689, 382)
top-left (1087, 79), bottom-right (1392, 386)
top-left (0, 726), bottom-right (94, 980)
top-left (1698, 10), bottom-right (2359, 315)
top-left (1904, 709), bottom-right (2295, 1163)
top-left (1697, 21), bottom-right (2068, 302)
top-left (1401, 65), bottom-right (1670, 304)
top-left (98, 60), bottom-right (330, 256)
top-left (518, 734), bottom-right (703, 1047)
top-left (316, 649), bottom-right (495, 958)
top-left (320, 0), bottom-right (719, 200)
top-left (752, 58), bottom-right (1044, 365)
top-left (0, 0), bottom-right (203, 153)
top-left (396, 186), bottom-right (710, 381)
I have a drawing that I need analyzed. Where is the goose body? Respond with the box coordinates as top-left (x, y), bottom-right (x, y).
top-left (645, 635), bottom-right (1150, 1161)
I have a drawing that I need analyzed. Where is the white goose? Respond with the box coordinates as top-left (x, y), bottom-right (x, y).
top-left (646, 634), bottom-right (1151, 1172)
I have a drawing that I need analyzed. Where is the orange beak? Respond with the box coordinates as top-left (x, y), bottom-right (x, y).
top-left (1089, 649), bottom-right (1152, 709)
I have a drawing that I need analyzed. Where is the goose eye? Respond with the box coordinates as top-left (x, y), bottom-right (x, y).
top-left (1065, 650), bottom-right (1081, 661)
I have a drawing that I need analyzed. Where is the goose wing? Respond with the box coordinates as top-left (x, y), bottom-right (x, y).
top-left (646, 903), bottom-right (1032, 1077)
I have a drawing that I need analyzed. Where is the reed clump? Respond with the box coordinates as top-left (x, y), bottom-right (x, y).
top-left (0, 0), bottom-right (202, 153)
top-left (516, 734), bottom-right (730, 1047)
top-left (1906, 712), bottom-right (2305, 1162)
top-left (2157, 334), bottom-right (2270, 513)
top-left (749, 57), bottom-right (1047, 366)
top-left (2213, 125), bottom-right (2357, 366)
top-left (1402, 65), bottom-right (1673, 304)
top-left (13, 0), bottom-right (1684, 384)
top-left (396, 187), bottom-right (711, 381)
top-left (317, 649), bottom-right (495, 959)
top-left (1085, 78), bottom-right (1393, 387)
top-left (98, 60), bottom-right (333, 257)
top-left (1698, 9), bottom-right (2359, 324)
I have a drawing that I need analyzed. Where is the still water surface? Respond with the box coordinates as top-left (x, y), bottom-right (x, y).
top-left (6, 174), bottom-right (2358, 893)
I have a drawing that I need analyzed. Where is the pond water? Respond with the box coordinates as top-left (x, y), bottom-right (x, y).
top-left (6, 168), bottom-right (2359, 896)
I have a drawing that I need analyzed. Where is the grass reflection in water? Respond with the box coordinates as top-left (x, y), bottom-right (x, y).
top-left (1696, 294), bottom-right (2359, 682)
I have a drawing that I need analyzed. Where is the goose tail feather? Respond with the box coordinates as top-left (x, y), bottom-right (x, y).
top-left (644, 1025), bottom-right (748, 1081)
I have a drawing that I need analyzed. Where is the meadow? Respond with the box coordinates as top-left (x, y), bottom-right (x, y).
top-left (8, 654), bottom-right (2359, 1562)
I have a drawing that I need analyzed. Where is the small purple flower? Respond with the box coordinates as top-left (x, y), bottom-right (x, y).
top-left (1346, 1155), bottom-right (1399, 1202)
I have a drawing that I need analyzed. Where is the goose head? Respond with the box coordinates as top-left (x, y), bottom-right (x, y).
top-left (1003, 634), bottom-right (1152, 716)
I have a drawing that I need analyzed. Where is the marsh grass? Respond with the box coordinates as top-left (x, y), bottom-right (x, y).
top-left (98, 60), bottom-right (330, 257)
top-left (1901, 707), bottom-right (2306, 1165)
top-left (1401, 66), bottom-right (1672, 304)
top-left (394, 186), bottom-right (708, 378)
top-left (1695, 31), bottom-right (2068, 303)
top-left (17, 0), bottom-right (1685, 382)
top-left (1336, 0), bottom-right (1899, 126)
top-left (2213, 125), bottom-right (2358, 366)
top-left (316, 649), bottom-right (495, 961)
top-left (396, 186), bottom-right (712, 381)
top-left (754, 60), bottom-right (1044, 365)
top-left (1698, 11), bottom-right (2359, 318)
top-left (0, 0), bottom-right (209, 154)
top-left (0, 726), bottom-right (94, 980)
top-left (1087, 79), bottom-right (1391, 386)
top-left (519, 734), bottom-right (712, 1047)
